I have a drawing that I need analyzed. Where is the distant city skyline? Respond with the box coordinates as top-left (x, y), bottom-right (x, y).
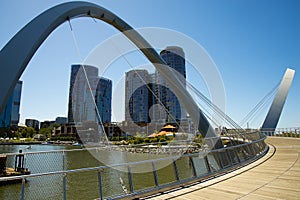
top-left (124, 46), bottom-right (187, 125)
top-left (0, 1), bottom-right (299, 128)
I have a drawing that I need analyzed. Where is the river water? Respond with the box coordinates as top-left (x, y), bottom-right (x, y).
top-left (0, 144), bottom-right (215, 199)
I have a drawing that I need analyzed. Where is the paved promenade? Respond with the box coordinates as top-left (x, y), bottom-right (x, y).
top-left (146, 137), bottom-right (300, 200)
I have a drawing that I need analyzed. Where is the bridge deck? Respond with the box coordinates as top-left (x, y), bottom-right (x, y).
top-left (144, 137), bottom-right (300, 200)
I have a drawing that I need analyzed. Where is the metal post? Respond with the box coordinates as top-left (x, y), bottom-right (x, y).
top-left (225, 150), bottom-right (233, 166)
top-left (241, 146), bottom-right (248, 160)
top-left (151, 162), bottom-right (159, 187)
top-left (63, 173), bottom-right (67, 200)
top-left (189, 156), bottom-right (197, 177)
top-left (62, 150), bottom-right (65, 171)
top-left (172, 159), bottom-right (180, 181)
top-left (98, 169), bottom-right (103, 200)
top-left (127, 166), bottom-right (134, 193)
top-left (204, 155), bottom-right (211, 173)
top-left (246, 144), bottom-right (254, 158)
top-left (234, 148), bottom-right (241, 163)
top-left (252, 144), bottom-right (258, 155)
top-left (20, 178), bottom-right (25, 200)
top-left (216, 152), bottom-right (224, 169)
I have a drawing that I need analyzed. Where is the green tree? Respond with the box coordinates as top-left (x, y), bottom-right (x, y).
top-left (39, 128), bottom-right (52, 138)
top-left (50, 123), bottom-right (60, 129)
top-left (0, 128), bottom-right (13, 138)
top-left (159, 137), bottom-right (167, 145)
top-left (26, 127), bottom-right (36, 138)
top-left (144, 137), bottom-right (150, 144)
top-left (17, 127), bottom-right (36, 138)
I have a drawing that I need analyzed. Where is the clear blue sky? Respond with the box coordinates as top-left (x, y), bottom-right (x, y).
top-left (0, 0), bottom-right (299, 128)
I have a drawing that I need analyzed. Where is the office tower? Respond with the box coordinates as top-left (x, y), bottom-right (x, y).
top-left (125, 69), bottom-right (152, 124)
top-left (154, 46), bottom-right (187, 123)
top-left (0, 80), bottom-right (22, 128)
top-left (68, 64), bottom-right (98, 124)
top-left (68, 64), bottom-right (112, 124)
top-left (95, 77), bottom-right (112, 124)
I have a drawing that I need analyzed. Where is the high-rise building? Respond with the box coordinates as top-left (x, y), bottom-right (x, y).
top-left (153, 46), bottom-right (187, 123)
top-left (68, 64), bottom-right (112, 124)
top-left (124, 46), bottom-right (187, 125)
top-left (125, 69), bottom-right (152, 124)
top-left (96, 77), bottom-right (112, 123)
top-left (68, 64), bottom-right (98, 124)
top-left (0, 80), bottom-right (22, 128)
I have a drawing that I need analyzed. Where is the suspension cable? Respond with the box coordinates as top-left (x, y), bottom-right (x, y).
top-left (239, 82), bottom-right (279, 127)
top-left (186, 81), bottom-right (247, 143)
top-left (90, 16), bottom-right (187, 135)
top-left (67, 18), bottom-right (110, 146)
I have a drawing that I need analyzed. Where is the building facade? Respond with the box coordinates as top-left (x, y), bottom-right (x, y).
top-left (68, 64), bottom-right (112, 125)
top-left (96, 77), bottom-right (112, 124)
top-left (0, 80), bottom-right (22, 128)
top-left (25, 119), bottom-right (40, 131)
top-left (123, 47), bottom-right (188, 134)
top-left (153, 46), bottom-right (187, 123)
top-left (125, 69), bottom-right (152, 124)
top-left (55, 117), bottom-right (68, 125)
top-left (40, 120), bottom-right (55, 129)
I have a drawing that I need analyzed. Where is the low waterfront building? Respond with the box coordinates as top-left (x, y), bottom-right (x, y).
top-left (52, 124), bottom-right (77, 136)
top-left (33, 134), bottom-right (45, 141)
top-left (40, 120), bottom-right (55, 129)
top-left (25, 119), bottom-right (40, 131)
top-left (55, 117), bottom-right (68, 125)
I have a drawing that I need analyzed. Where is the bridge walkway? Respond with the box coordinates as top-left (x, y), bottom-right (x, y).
top-left (144, 137), bottom-right (300, 200)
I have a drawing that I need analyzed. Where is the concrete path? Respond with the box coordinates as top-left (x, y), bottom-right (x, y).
top-left (145, 137), bottom-right (300, 200)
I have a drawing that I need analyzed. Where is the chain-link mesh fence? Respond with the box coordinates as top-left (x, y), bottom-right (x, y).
top-left (0, 132), bottom-right (268, 199)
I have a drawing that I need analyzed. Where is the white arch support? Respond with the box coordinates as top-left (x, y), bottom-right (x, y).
top-left (262, 68), bottom-right (295, 135)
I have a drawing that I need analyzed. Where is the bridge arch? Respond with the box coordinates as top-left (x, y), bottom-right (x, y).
top-left (0, 1), bottom-right (219, 141)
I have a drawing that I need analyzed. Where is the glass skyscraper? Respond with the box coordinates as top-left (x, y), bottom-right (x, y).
top-left (96, 77), bottom-right (112, 124)
top-left (154, 46), bottom-right (187, 123)
top-left (68, 64), bottom-right (112, 124)
top-left (125, 69), bottom-right (152, 124)
top-left (0, 80), bottom-right (22, 128)
top-left (124, 46), bottom-right (187, 125)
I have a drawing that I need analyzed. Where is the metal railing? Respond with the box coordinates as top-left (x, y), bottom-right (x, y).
top-left (0, 131), bottom-right (268, 200)
top-left (261, 127), bottom-right (300, 137)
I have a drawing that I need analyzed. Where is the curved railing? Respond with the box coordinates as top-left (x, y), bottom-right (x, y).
top-left (0, 131), bottom-right (268, 200)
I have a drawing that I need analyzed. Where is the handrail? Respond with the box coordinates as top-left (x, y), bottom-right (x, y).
top-left (0, 131), bottom-right (267, 199)
top-left (0, 131), bottom-right (261, 157)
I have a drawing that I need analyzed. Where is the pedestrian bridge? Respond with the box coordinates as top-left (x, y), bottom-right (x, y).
top-left (1, 135), bottom-right (299, 199)
top-left (145, 137), bottom-right (300, 200)
top-left (0, 2), bottom-right (297, 199)
top-left (0, 131), bottom-right (269, 199)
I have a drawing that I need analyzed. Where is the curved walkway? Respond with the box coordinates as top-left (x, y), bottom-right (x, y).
top-left (145, 137), bottom-right (300, 199)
